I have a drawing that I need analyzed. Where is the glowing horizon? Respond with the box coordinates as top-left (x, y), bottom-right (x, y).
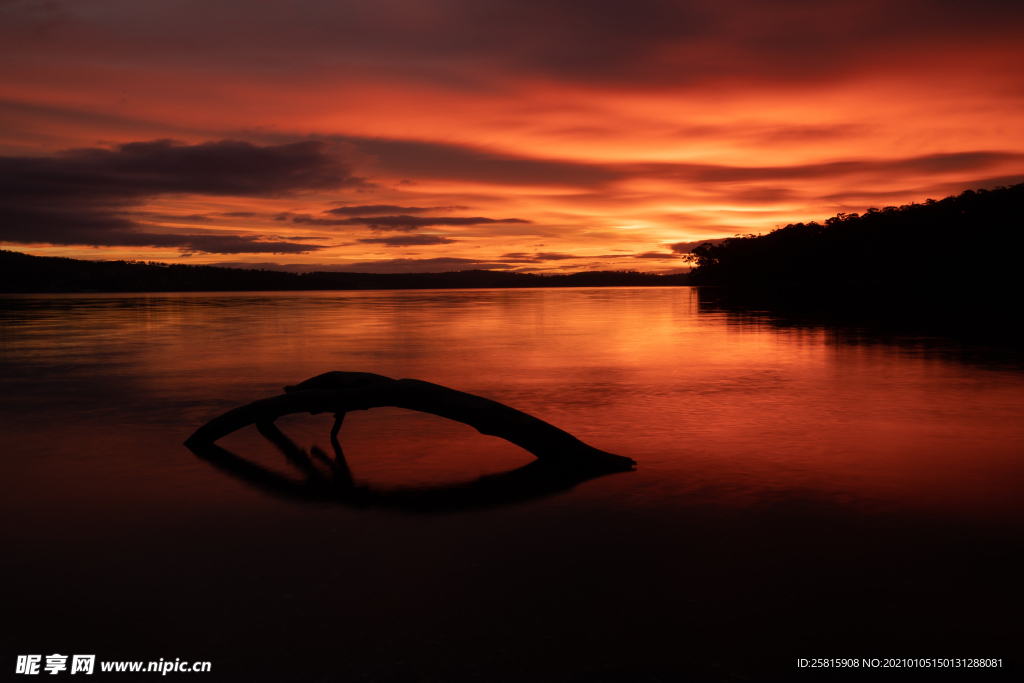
top-left (3, 0), bottom-right (1023, 273)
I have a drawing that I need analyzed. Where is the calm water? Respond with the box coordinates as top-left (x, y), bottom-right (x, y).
top-left (2, 288), bottom-right (1022, 681)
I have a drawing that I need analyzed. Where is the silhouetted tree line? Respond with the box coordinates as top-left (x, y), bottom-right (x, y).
top-left (686, 183), bottom-right (1024, 297)
top-left (0, 250), bottom-right (688, 292)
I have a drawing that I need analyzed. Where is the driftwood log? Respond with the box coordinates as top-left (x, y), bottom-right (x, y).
top-left (185, 371), bottom-right (635, 471)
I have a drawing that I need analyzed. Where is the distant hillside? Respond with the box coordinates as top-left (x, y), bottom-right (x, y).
top-left (0, 250), bottom-right (688, 293)
top-left (686, 183), bottom-right (1024, 299)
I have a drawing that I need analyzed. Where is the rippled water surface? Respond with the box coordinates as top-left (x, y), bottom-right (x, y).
top-left (3, 288), bottom-right (1022, 680)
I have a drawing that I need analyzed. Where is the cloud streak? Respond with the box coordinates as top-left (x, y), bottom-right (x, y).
top-left (357, 235), bottom-right (457, 247)
top-left (330, 137), bottom-right (1024, 192)
top-left (500, 251), bottom-right (679, 263)
top-left (335, 136), bottom-right (622, 187)
top-left (325, 204), bottom-right (468, 215)
top-left (292, 213), bottom-right (531, 231)
top-left (0, 139), bottom-right (358, 253)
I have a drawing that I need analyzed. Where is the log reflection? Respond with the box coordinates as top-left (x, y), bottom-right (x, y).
top-left (186, 422), bottom-right (630, 512)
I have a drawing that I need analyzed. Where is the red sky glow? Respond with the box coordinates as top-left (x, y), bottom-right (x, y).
top-left (2, 0), bottom-right (1023, 273)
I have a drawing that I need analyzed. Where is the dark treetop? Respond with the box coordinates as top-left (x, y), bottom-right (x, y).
top-left (684, 182), bottom-right (1024, 341)
top-left (685, 182), bottom-right (1024, 295)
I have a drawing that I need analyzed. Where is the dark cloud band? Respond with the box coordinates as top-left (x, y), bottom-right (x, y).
top-left (0, 139), bottom-right (357, 253)
top-left (293, 213), bottom-right (531, 231)
top-left (338, 136), bottom-right (1023, 190)
top-left (13, 0), bottom-right (1021, 87)
top-left (326, 204), bottom-right (469, 215)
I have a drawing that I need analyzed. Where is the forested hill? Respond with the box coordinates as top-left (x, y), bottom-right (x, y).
top-left (0, 250), bottom-right (688, 292)
top-left (686, 182), bottom-right (1024, 299)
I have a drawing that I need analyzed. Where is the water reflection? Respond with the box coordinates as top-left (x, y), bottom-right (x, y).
top-left (695, 286), bottom-right (1024, 371)
top-left (2, 288), bottom-right (1023, 520)
top-left (3, 289), bottom-right (1024, 680)
top-left (188, 421), bottom-right (630, 512)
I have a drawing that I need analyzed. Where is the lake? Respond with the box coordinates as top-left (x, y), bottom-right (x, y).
top-left (2, 287), bottom-right (1022, 681)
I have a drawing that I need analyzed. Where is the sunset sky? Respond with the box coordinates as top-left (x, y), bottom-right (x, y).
top-left (2, 0), bottom-right (1023, 273)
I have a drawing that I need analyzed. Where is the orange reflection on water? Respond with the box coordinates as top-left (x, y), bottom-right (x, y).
top-left (2, 288), bottom-right (1022, 521)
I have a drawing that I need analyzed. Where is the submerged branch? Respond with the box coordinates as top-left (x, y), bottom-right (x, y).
top-left (185, 371), bottom-right (636, 471)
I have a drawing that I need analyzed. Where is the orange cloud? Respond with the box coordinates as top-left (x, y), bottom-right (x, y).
top-left (1, 0), bottom-right (1022, 271)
